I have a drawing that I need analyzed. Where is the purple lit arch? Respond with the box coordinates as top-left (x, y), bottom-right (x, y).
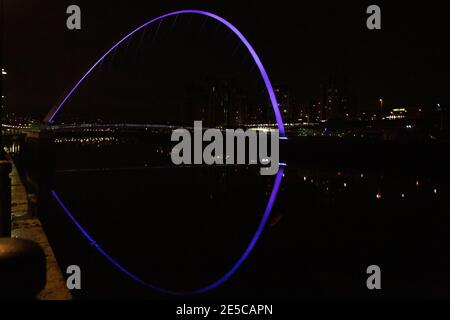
top-left (49, 10), bottom-right (286, 295)
top-left (45, 9), bottom-right (286, 136)
top-left (51, 167), bottom-right (283, 296)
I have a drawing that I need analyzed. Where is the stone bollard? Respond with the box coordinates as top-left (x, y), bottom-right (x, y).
top-left (0, 238), bottom-right (47, 299)
top-left (0, 161), bottom-right (12, 237)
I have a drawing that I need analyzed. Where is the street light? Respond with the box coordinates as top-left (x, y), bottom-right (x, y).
top-left (1, 0), bottom-right (4, 148)
top-left (379, 98), bottom-right (384, 118)
top-left (0, 68), bottom-right (4, 148)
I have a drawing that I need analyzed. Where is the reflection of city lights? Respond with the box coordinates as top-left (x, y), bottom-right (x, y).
top-left (376, 192), bottom-right (382, 199)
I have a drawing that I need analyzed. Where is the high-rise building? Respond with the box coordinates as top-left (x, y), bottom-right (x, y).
top-left (1, 68), bottom-right (6, 145)
top-left (307, 99), bottom-right (322, 122)
top-left (318, 79), bottom-right (354, 121)
top-left (1, 68), bottom-right (6, 109)
top-left (205, 79), bottom-right (234, 127)
top-left (183, 78), bottom-right (253, 127)
top-left (205, 78), bottom-right (251, 127)
top-left (183, 83), bottom-right (207, 126)
top-left (231, 91), bottom-right (247, 126)
top-left (274, 85), bottom-right (291, 122)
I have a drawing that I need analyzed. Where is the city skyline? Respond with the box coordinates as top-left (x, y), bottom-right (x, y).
top-left (2, 1), bottom-right (449, 121)
top-left (2, 65), bottom-right (446, 126)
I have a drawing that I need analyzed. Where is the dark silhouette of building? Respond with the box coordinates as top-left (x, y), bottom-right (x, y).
top-left (183, 83), bottom-right (207, 126)
top-left (274, 85), bottom-right (291, 122)
top-left (307, 78), bottom-right (356, 122)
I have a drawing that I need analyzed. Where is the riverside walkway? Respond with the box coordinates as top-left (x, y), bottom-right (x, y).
top-left (9, 159), bottom-right (71, 300)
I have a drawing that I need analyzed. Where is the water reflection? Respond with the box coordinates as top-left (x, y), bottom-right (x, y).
top-left (281, 167), bottom-right (445, 205)
top-left (3, 142), bottom-right (21, 155)
top-left (7, 134), bottom-right (450, 299)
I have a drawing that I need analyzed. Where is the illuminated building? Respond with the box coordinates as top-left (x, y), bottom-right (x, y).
top-left (383, 108), bottom-right (407, 120)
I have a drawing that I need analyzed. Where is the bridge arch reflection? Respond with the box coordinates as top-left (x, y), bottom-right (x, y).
top-left (48, 10), bottom-right (286, 295)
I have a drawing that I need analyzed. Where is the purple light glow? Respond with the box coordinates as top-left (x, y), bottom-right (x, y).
top-left (51, 166), bottom-right (284, 295)
top-left (44, 10), bottom-right (286, 136)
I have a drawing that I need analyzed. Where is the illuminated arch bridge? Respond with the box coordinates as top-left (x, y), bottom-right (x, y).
top-left (47, 10), bottom-right (286, 296)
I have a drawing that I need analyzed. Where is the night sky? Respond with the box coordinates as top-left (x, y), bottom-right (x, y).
top-left (3, 0), bottom-right (449, 121)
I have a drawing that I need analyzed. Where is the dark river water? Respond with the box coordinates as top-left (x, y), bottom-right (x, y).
top-left (5, 133), bottom-right (450, 299)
